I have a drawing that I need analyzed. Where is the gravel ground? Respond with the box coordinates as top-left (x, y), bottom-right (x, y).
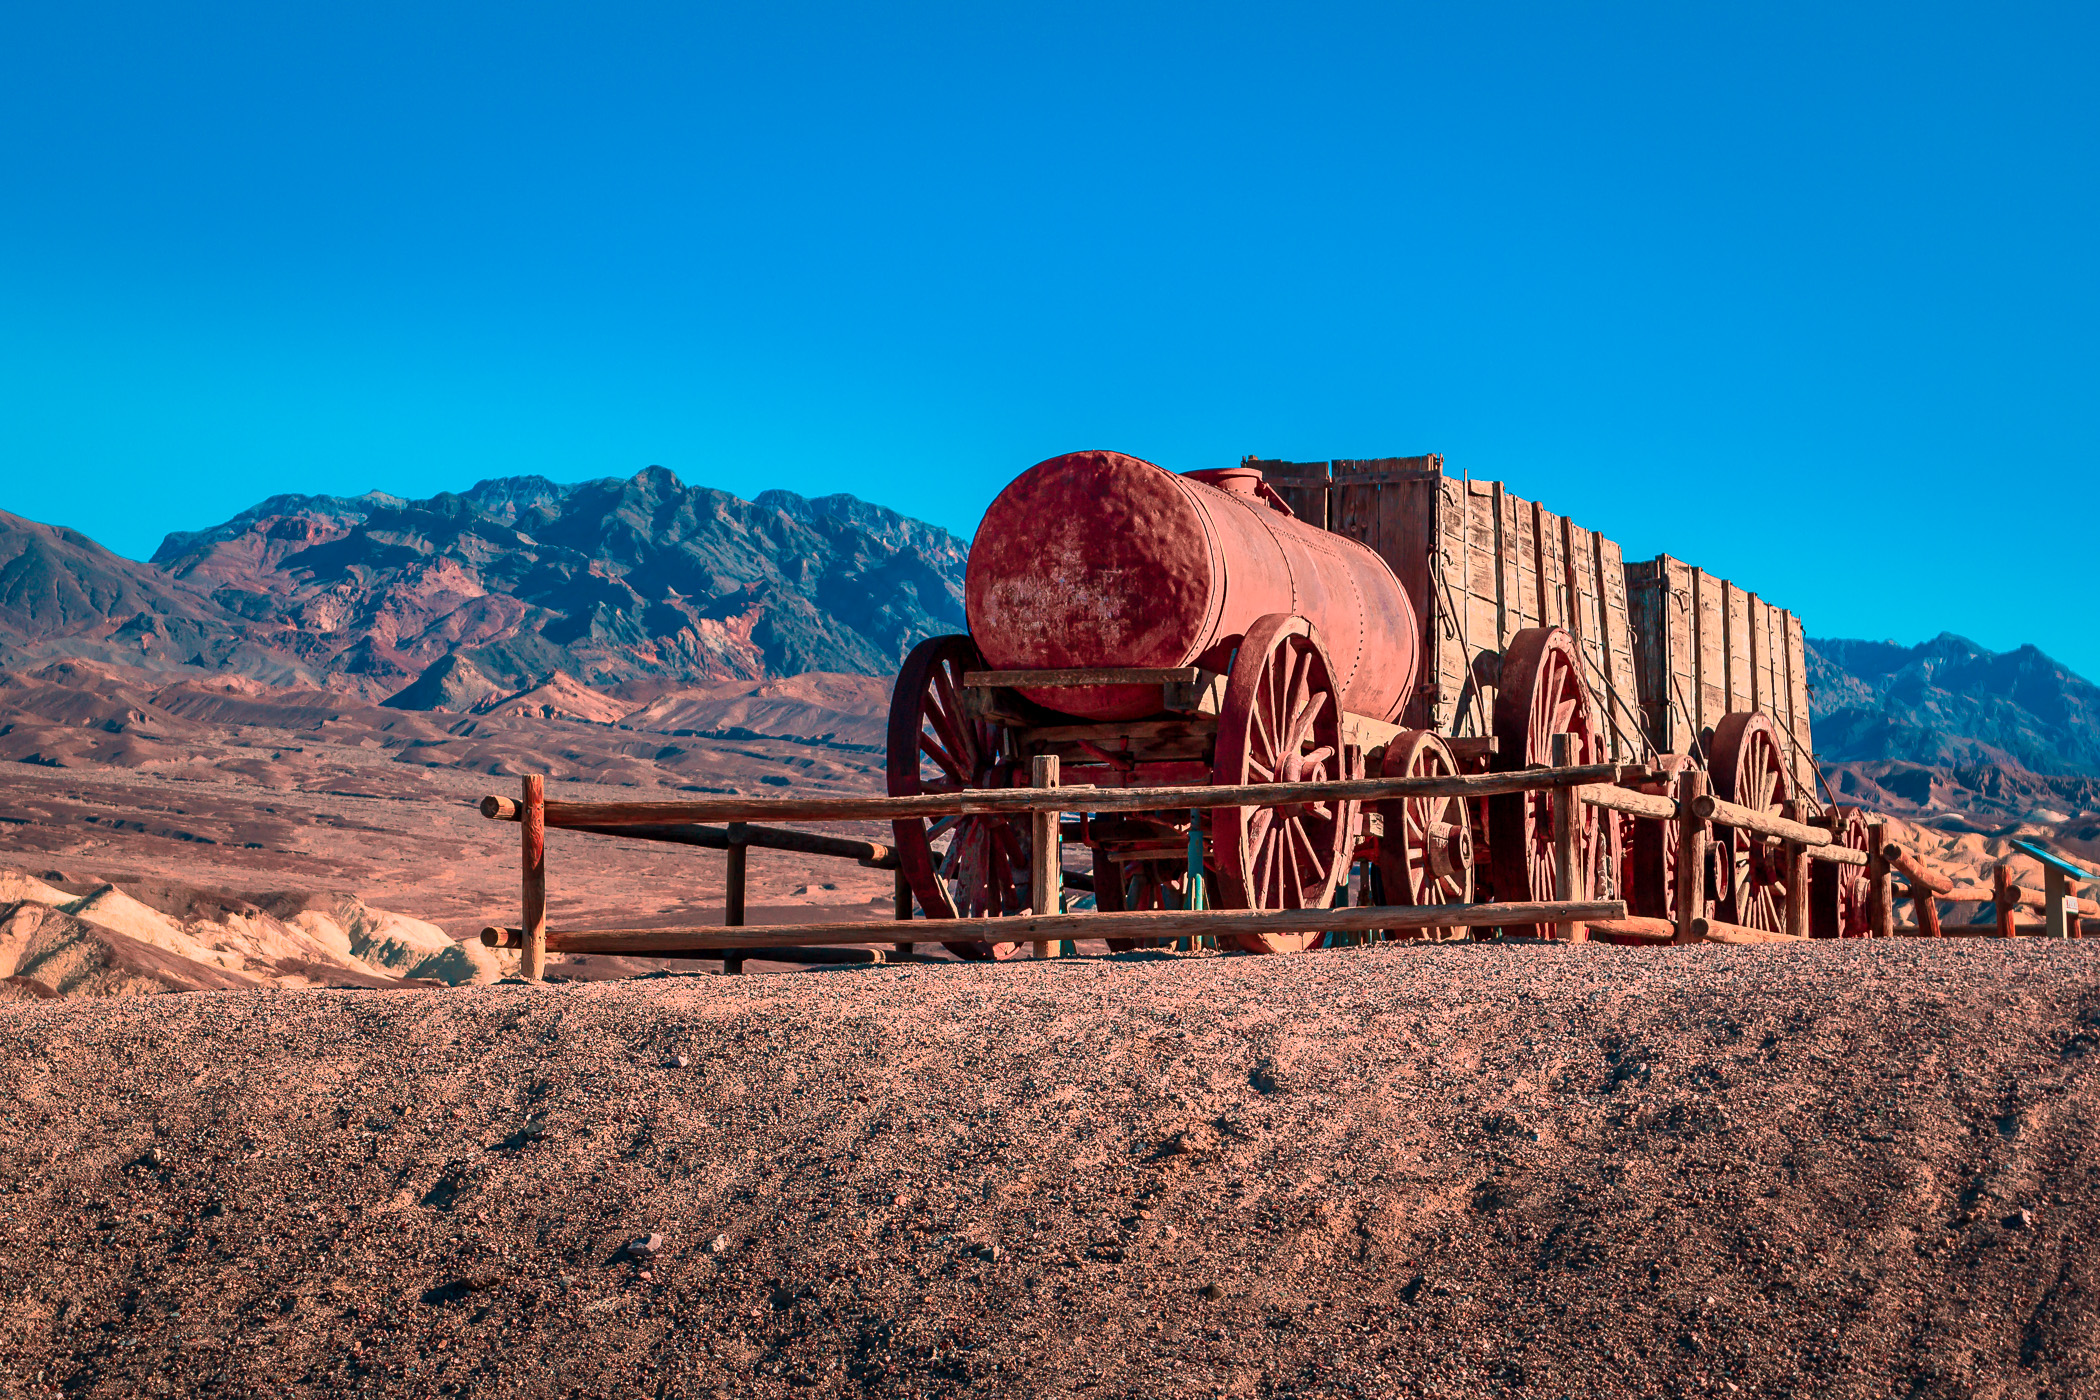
top-left (2, 939), bottom-right (2097, 1399)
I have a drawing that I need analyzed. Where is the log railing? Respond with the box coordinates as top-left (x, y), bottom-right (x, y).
top-left (482, 739), bottom-right (2090, 981)
top-left (478, 761), bottom-right (1645, 828)
top-left (482, 899), bottom-right (1629, 957)
top-left (1562, 762), bottom-right (2087, 943)
top-left (480, 760), bottom-right (1648, 979)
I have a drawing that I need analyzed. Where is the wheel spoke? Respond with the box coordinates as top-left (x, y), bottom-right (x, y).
top-left (923, 706), bottom-right (978, 785)
top-left (1253, 828), bottom-right (1277, 904)
top-left (991, 819), bottom-right (1028, 871)
top-left (1248, 805), bottom-right (1275, 854)
top-left (1250, 684), bottom-right (1276, 765)
top-left (1278, 827), bottom-right (1301, 905)
top-left (1286, 667), bottom-right (1314, 749)
top-left (1287, 817), bottom-right (1321, 877)
top-left (919, 731), bottom-right (967, 783)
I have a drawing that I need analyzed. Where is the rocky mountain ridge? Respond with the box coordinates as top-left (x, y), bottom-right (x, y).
top-left (1807, 632), bottom-right (2100, 776)
top-left (1, 468), bottom-right (967, 700)
top-left (1806, 632), bottom-right (2100, 833)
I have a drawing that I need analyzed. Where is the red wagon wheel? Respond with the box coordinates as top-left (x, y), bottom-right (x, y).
top-left (1811, 805), bottom-right (1874, 937)
top-left (1212, 614), bottom-right (1355, 953)
top-left (1709, 711), bottom-right (1795, 932)
top-left (886, 634), bottom-right (1032, 961)
top-left (1487, 627), bottom-right (1603, 938)
top-left (1375, 730), bottom-right (1473, 939)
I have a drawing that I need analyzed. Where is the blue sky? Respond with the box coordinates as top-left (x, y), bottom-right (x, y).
top-left (3, 3), bottom-right (2095, 677)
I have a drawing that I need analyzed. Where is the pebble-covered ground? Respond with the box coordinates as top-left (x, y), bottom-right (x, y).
top-left (2, 939), bottom-right (2096, 1399)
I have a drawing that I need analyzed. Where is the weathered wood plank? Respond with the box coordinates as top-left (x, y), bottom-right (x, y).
top-left (1019, 718), bottom-right (1219, 746)
top-left (964, 667), bottom-right (1199, 687)
top-left (1785, 614), bottom-right (1816, 794)
top-left (481, 898), bottom-right (1634, 953)
top-left (481, 762), bottom-right (1649, 826)
top-left (1726, 582), bottom-right (1754, 714)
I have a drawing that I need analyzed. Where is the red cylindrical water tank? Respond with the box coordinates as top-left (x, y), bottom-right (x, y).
top-left (965, 450), bottom-right (1419, 723)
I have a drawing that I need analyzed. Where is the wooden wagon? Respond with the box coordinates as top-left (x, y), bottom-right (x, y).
top-left (883, 449), bottom-right (1871, 959)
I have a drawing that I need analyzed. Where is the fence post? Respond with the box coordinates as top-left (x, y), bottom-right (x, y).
top-left (1781, 801), bottom-right (1810, 939)
top-left (723, 822), bottom-right (748, 975)
top-left (1994, 862), bottom-right (2016, 940)
top-left (893, 866), bottom-right (914, 959)
top-left (1031, 755), bottom-right (1061, 957)
top-left (2044, 865), bottom-right (2071, 939)
top-left (1866, 822), bottom-right (1893, 938)
top-left (520, 775), bottom-right (546, 982)
top-left (1673, 768), bottom-right (1708, 944)
top-left (1550, 733), bottom-right (1586, 942)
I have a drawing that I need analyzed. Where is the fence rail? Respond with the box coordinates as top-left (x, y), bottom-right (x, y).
top-left (480, 742), bottom-right (2090, 981)
top-left (476, 761), bottom-right (1646, 828)
top-left (481, 898), bottom-right (1628, 956)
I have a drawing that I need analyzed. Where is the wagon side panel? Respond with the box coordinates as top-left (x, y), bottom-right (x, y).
top-left (1725, 582), bottom-right (1754, 714)
top-left (1558, 517), bottom-right (1610, 754)
top-left (1504, 488), bottom-right (1541, 636)
top-left (1785, 611), bottom-right (1817, 795)
top-left (1434, 474), bottom-right (1485, 737)
top-left (1456, 480), bottom-right (1505, 739)
top-left (1630, 554), bottom-right (1699, 755)
top-left (1532, 502), bottom-right (1566, 631)
top-left (1246, 458), bottom-right (1331, 532)
top-left (1329, 456), bottom-right (1441, 727)
top-left (1693, 568), bottom-right (1727, 741)
top-left (1627, 557), bottom-right (1668, 753)
top-left (1590, 531), bottom-right (1646, 762)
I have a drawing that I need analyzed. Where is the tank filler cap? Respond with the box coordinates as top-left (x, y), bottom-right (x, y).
top-left (1184, 466), bottom-right (1295, 517)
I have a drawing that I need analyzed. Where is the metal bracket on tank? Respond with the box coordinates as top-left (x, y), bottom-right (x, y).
top-left (1162, 669), bottom-right (1227, 716)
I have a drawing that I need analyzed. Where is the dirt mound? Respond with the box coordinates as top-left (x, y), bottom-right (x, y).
top-left (471, 671), bottom-right (632, 725)
top-left (0, 866), bottom-right (506, 995)
top-left (616, 672), bottom-right (890, 750)
top-left (1, 940), bottom-right (2094, 1397)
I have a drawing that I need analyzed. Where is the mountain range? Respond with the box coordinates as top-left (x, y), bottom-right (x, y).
top-left (1805, 632), bottom-right (2100, 831)
top-left (0, 467), bottom-right (966, 702)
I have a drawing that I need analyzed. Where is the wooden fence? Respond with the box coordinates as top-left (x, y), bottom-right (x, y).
top-left (479, 751), bottom-right (2092, 980)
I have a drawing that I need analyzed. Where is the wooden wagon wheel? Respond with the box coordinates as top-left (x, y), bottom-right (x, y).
top-left (1212, 614), bottom-right (1355, 953)
top-left (1374, 730), bottom-right (1473, 939)
top-left (1708, 711), bottom-right (1795, 932)
top-left (1811, 805), bottom-right (1874, 938)
top-left (1487, 627), bottom-right (1603, 938)
top-left (886, 634), bottom-right (1032, 961)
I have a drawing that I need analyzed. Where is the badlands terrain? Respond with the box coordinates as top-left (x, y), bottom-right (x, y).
top-left (0, 661), bottom-right (910, 996)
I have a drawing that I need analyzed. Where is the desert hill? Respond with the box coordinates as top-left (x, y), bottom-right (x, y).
top-left (1806, 634), bottom-right (2100, 838)
top-left (0, 468), bottom-right (968, 701)
top-left (1808, 633), bottom-right (2100, 777)
top-left (0, 865), bottom-right (503, 999)
top-left (0, 657), bottom-right (903, 979)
